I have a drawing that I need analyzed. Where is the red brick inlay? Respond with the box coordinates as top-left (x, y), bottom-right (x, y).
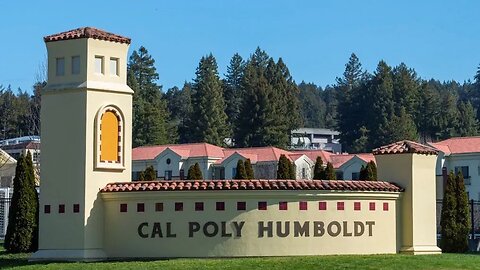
top-left (337, 202), bottom-right (345, 211)
top-left (100, 179), bottom-right (404, 193)
top-left (44, 205), bottom-right (51, 214)
top-left (195, 202), bottom-right (204, 211)
top-left (59, 204), bottom-right (65, 214)
top-left (383, 202), bottom-right (389, 211)
top-left (175, 202), bottom-right (183, 211)
top-left (120, 203), bottom-right (127, 212)
top-left (73, 204), bottom-right (80, 213)
top-left (237, 201), bottom-right (246, 211)
top-left (216, 202), bottom-right (225, 211)
top-left (258, 201), bottom-right (267, 210)
top-left (299, 201), bottom-right (308, 211)
top-left (279, 201), bottom-right (288, 210)
top-left (354, 202), bottom-right (361, 211)
top-left (369, 202), bottom-right (376, 211)
top-left (137, 203), bottom-right (145, 212)
top-left (319, 201), bottom-right (327, 211)
top-left (155, 202), bottom-right (163, 212)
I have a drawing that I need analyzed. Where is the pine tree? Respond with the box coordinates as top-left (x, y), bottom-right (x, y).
top-left (224, 53), bottom-right (245, 131)
top-left (4, 153), bottom-right (38, 252)
top-left (144, 166), bottom-right (156, 181)
top-left (392, 63), bottom-right (420, 116)
top-left (138, 171), bottom-right (145, 181)
top-left (324, 162), bottom-right (336, 180)
top-left (457, 101), bottom-right (479, 136)
top-left (384, 107), bottom-right (418, 143)
top-left (417, 81), bottom-right (441, 142)
top-left (188, 54), bottom-right (230, 145)
top-left (360, 161), bottom-right (377, 181)
top-left (244, 158), bottom-right (254, 179)
top-left (194, 163), bottom-right (203, 180)
top-left (276, 154), bottom-right (291, 179)
top-left (440, 171), bottom-right (458, 253)
top-left (313, 156), bottom-right (325, 180)
top-left (234, 160), bottom-right (247, 179)
top-left (454, 171), bottom-right (470, 252)
top-left (128, 46), bottom-right (174, 146)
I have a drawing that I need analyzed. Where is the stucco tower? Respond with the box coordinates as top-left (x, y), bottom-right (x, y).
top-left (32, 27), bottom-right (133, 260)
top-left (374, 140), bottom-right (441, 255)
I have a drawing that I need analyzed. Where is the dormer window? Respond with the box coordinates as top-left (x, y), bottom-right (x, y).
top-left (95, 56), bottom-right (104, 74)
top-left (110, 58), bottom-right (119, 76)
top-left (72, 56), bottom-right (80, 75)
top-left (56, 57), bottom-right (65, 76)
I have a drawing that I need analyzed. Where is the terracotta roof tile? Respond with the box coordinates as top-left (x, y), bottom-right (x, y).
top-left (44, 27), bottom-right (131, 44)
top-left (100, 179), bottom-right (403, 193)
top-left (373, 140), bottom-right (438, 156)
top-left (429, 136), bottom-right (480, 155)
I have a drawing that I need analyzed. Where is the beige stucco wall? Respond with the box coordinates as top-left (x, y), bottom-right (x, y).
top-left (102, 190), bottom-right (400, 258)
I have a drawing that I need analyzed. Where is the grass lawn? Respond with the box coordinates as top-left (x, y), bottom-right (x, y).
top-left (0, 244), bottom-right (479, 270)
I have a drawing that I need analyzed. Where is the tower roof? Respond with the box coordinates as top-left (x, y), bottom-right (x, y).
top-left (373, 140), bottom-right (438, 156)
top-left (44, 27), bottom-right (131, 44)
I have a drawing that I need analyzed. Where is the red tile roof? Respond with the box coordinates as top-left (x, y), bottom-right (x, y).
top-left (132, 143), bottom-right (225, 160)
top-left (291, 149), bottom-right (332, 164)
top-left (373, 140), bottom-right (438, 155)
top-left (429, 136), bottom-right (480, 155)
top-left (223, 147), bottom-right (293, 163)
top-left (100, 179), bottom-right (403, 193)
top-left (44, 27), bottom-right (131, 44)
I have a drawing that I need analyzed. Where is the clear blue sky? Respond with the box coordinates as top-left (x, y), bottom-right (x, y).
top-left (1, 0), bottom-right (479, 92)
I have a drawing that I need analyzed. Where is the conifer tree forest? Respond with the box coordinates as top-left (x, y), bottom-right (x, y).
top-left (2, 49), bottom-right (480, 152)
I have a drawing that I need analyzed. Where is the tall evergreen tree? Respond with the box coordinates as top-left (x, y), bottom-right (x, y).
top-left (224, 53), bottom-right (245, 131)
top-left (234, 160), bottom-right (247, 180)
top-left (128, 46), bottom-right (174, 146)
top-left (144, 166), bottom-right (156, 181)
top-left (456, 101), bottom-right (479, 136)
top-left (187, 54), bottom-right (230, 145)
top-left (313, 156), bottom-right (325, 180)
top-left (454, 171), bottom-right (470, 252)
top-left (187, 163), bottom-right (203, 180)
top-left (417, 81), bottom-right (441, 142)
top-left (244, 158), bottom-right (254, 179)
top-left (297, 82), bottom-right (326, 128)
top-left (392, 63), bottom-right (420, 116)
top-left (359, 161), bottom-right (377, 181)
top-left (4, 153), bottom-right (38, 252)
top-left (384, 107), bottom-right (418, 143)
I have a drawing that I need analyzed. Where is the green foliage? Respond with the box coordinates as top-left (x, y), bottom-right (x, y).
top-left (234, 160), bottom-right (247, 180)
top-left (138, 171), bottom-right (145, 181)
top-left (143, 166), bottom-right (156, 181)
top-left (186, 54), bottom-right (230, 146)
top-left (244, 159), bottom-right (254, 179)
top-left (187, 163), bottom-right (203, 180)
top-left (224, 53), bottom-right (245, 131)
top-left (313, 156), bottom-right (325, 180)
top-left (359, 161), bottom-right (377, 181)
top-left (454, 171), bottom-right (470, 252)
top-left (441, 170), bottom-right (470, 253)
top-left (276, 154), bottom-right (292, 179)
top-left (128, 46), bottom-right (175, 147)
top-left (4, 153), bottom-right (38, 253)
top-left (456, 101), bottom-right (479, 136)
top-left (298, 82), bottom-right (326, 128)
top-left (324, 162), bottom-right (336, 180)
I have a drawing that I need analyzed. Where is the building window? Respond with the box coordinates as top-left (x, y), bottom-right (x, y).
top-left (299, 201), bottom-right (308, 210)
top-left (120, 203), bottom-right (127, 212)
top-left (58, 204), bottom-right (65, 213)
top-left (216, 202), bottom-right (225, 211)
top-left (237, 201), bottom-right (246, 211)
top-left (44, 205), bottom-right (51, 214)
top-left (110, 58), bottom-right (119, 76)
top-left (335, 171), bottom-right (343, 180)
top-left (455, 166), bottom-right (470, 178)
top-left (383, 202), bottom-right (389, 211)
top-left (137, 203), bottom-right (145, 212)
top-left (232, 167), bottom-right (237, 178)
top-left (301, 168), bottom-right (306, 179)
top-left (155, 202), bottom-right (163, 212)
top-left (166, 158), bottom-right (171, 165)
top-left (73, 204), bottom-right (80, 213)
top-left (352, 172), bottom-right (360, 180)
top-left (279, 201), bottom-right (288, 210)
top-left (96, 106), bottom-right (124, 170)
top-left (179, 169), bottom-right (185, 180)
top-left (175, 202), bottom-right (183, 211)
top-left (165, 170), bottom-right (172, 180)
top-left (32, 152), bottom-right (40, 163)
top-left (195, 202), bottom-right (204, 211)
top-left (337, 202), bottom-right (344, 210)
top-left (95, 56), bottom-right (104, 74)
top-left (56, 57), bottom-right (65, 76)
top-left (369, 202), bottom-right (376, 211)
top-left (354, 202), bottom-right (361, 211)
top-left (72, 56), bottom-right (80, 75)
top-left (258, 201), bottom-right (267, 210)
top-left (319, 201), bottom-right (327, 210)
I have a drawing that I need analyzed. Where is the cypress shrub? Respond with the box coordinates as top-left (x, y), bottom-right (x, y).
top-left (440, 171), bottom-right (458, 253)
top-left (144, 165), bottom-right (156, 181)
top-left (324, 162), bottom-right (336, 180)
top-left (455, 171), bottom-right (470, 252)
top-left (244, 159), bottom-right (254, 179)
top-left (313, 156), bottom-right (324, 180)
top-left (4, 153), bottom-right (38, 252)
top-left (234, 160), bottom-right (247, 179)
top-left (194, 163), bottom-right (203, 180)
top-left (276, 154), bottom-right (291, 179)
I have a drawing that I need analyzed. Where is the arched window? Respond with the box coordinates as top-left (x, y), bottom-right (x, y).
top-left (96, 105), bottom-right (124, 170)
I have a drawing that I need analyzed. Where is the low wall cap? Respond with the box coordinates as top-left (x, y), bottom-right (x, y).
top-left (44, 27), bottom-right (131, 44)
top-left (372, 140), bottom-right (438, 156)
top-left (100, 179), bottom-right (403, 193)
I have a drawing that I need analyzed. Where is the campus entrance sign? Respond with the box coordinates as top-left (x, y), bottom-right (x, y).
top-left (31, 27), bottom-right (441, 261)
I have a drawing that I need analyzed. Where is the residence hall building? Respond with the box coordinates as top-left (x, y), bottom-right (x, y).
top-left (429, 136), bottom-right (480, 200)
top-left (33, 27), bottom-right (441, 260)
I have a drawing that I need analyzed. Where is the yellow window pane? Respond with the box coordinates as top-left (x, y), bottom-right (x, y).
top-left (100, 111), bottom-right (119, 162)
